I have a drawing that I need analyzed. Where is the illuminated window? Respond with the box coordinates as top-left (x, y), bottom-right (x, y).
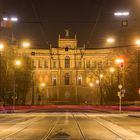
top-left (77, 76), bottom-right (82, 85)
top-left (77, 61), bottom-right (81, 68)
top-left (53, 61), bottom-right (57, 68)
top-left (86, 60), bottom-right (90, 68)
top-left (44, 61), bottom-right (48, 68)
top-left (38, 60), bottom-right (42, 68)
top-left (65, 73), bottom-right (70, 85)
top-left (92, 61), bottom-right (96, 68)
top-left (52, 76), bottom-right (57, 86)
top-left (65, 56), bottom-right (70, 68)
top-left (98, 61), bottom-right (103, 69)
top-left (32, 60), bottom-right (36, 68)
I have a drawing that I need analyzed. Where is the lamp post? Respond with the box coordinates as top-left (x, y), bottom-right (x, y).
top-left (0, 43), bottom-right (4, 103)
top-left (40, 82), bottom-right (46, 105)
top-left (99, 74), bottom-right (104, 105)
top-left (116, 58), bottom-right (124, 85)
top-left (31, 72), bottom-right (35, 105)
top-left (136, 40), bottom-right (140, 90)
top-left (109, 67), bottom-right (115, 93)
top-left (13, 59), bottom-right (21, 110)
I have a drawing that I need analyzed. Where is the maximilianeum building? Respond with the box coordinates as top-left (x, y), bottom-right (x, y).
top-left (20, 31), bottom-right (114, 105)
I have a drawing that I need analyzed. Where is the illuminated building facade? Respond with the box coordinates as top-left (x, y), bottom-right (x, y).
top-left (20, 31), bottom-right (114, 105)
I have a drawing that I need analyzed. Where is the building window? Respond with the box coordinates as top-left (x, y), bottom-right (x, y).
top-left (77, 61), bottom-right (81, 68)
top-left (65, 56), bottom-right (70, 68)
top-left (86, 60), bottom-right (90, 68)
top-left (53, 61), bottom-right (57, 68)
top-left (77, 76), bottom-right (82, 85)
top-left (44, 61), bottom-right (48, 68)
top-left (65, 73), bottom-right (70, 85)
top-left (92, 61), bottom-right (96, 68)
top-left (32, 60), bottom-right (36, 68)
top-left (52, 76), bottom-right (57, 86)
top-left (38, 60), bottom-right (42, 68)
top-left (98, 61), bottom-right (102, 69)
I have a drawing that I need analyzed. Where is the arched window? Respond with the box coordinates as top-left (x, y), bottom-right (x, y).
top-left (65, 73), bottom-right (70, 85)
top-left (65, 56), bottom-right (70, 68)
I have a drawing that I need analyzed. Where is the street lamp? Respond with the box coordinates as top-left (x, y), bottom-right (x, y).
top-left (135, 40), bottom-right (140, 90)
top-left (0, 43), bottom-right (4, 104)
top-left (115, 58), bottom-right (124, 85)
top-left (100, 74), bottom-right (104, 78)
top-left (0, 43), bottom-right (4, 51)
top-left (3, 16), bottom-right (18, 22)
top-left (41, 82), bottom-right (46, 87)
top-left (96, 80), bottom-right (99, 84)
top-left (114, 12), bottom-right (130, 16)
top-left (15, 60), bottom-right (22, 66)
top-left (109, 67), bottom-right (115, 95)
top-left (22, 41), bottom-right (31, 48)
top-left (99, 74), bottom-right (104, 105)
top-left (89, 82), bottom-right (94, 87)
top-left (13, 59), bottom-right (22, 110)
top-left (107, 38), bottom-right (115, 43)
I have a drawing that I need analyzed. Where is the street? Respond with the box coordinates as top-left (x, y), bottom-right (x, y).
top-left (0, 110), bottom-right (140, 140)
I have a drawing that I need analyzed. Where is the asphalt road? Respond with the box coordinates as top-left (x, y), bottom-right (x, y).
top-left (0, 110), bottom-right (140, 140)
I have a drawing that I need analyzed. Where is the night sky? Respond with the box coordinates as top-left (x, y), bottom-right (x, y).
top-left (0, 0), bottom-right (140, 48)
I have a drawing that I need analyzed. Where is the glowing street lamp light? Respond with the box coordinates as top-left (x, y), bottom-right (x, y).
top-left (10, 17), bottom-right (18, 22)
top-left (3, 16), bottom-right (18, 22)
top-left (110, 67), bottom-right (115, 73)
top-left (136, 40), bottom-right (140, 47)
top-left (41, 82), bottom-right (46, 87)
top-left (107, 38), bottom-right (115, 43)
top-left (15, 60), bottom-right (21, 66)
top-left (3, 17), bottom-right (8, 21)
top-left (0, 43), bottom-right (4, 51)
top-left (22, 42), bottom-right (30, 48)
top-left (96, 80), bottom-right (99, 84)
top-left (89, 82), bottom-right (94, 87)
top-left (114, 12), bottom-right (130, 16)
top-left (100, 74), bottom-right (103, 79)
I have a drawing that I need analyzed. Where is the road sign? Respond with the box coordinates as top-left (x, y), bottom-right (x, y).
top-left (118, 84), bottom-right (123, 89)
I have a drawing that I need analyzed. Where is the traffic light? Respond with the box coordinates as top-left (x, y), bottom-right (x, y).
top-left (121, 20), bottom-right (128, 27)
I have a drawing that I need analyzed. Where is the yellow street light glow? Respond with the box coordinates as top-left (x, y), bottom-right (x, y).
top-left (116, 59), bottom-right (121, 64)
top-left (136, 40), bottom-right (140, 46)
top-left (110, 67), bottom-right (115, 73)
top-left (89, 82), bottom-right (94, 87)
top-left (107, 38), bottom-right (115, 43)
top-left (0, 43), bottom-right (4, 51)
top-left (22, 42), bottom-right (30, 48)
top-left (41, 82), bottom-right (45, 87)
top-left (78, 76), bottom-right (82, 80)
top-left (116, 58), bottom-right (124, 64)
top-left (15, 60), bottom-right (21, 66)
top-left (96, 80), bottom-right (99, 84)
top-left (100, 74), bottom-right (103, 78)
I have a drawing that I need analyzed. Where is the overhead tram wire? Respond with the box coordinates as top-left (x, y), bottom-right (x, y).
top-left (30, 0), bottom-right (49, 47)
top-left (88, 0), bottom-right (104, 42)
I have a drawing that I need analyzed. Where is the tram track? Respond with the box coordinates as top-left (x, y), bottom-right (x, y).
top-left (72, 113), bottom-right (88, 140)
top-left (83, 113), bottom-right (139, 140)
top-left (0, 115), bottom-right (44, 140)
